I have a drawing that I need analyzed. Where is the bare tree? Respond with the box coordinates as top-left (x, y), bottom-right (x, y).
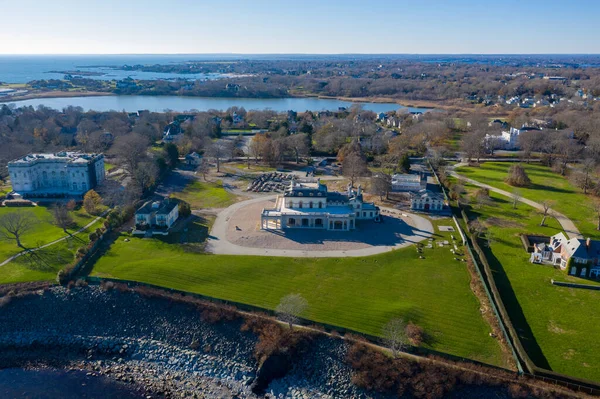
top-left (53, 203), bottom-right (74, 233)
top-left (342, 152), bottom-right (369, 187)
top-left (382, 318), bottom-right (407, 358)
top-left (113, 133), bottom-right (149, 174)
top-left (196, 158), bottom-right (210, 181)
top-left (206, 140), bottom-right (233, 173)
top-left (0, 211), bottom-right (36, 249)
top-left (573, 158), bottom-right (596, 194)
top-left (275, 293), bottom-right (308, 330)
top-left (371, 173), bottom-right (392, 200)
top-left (511, 188), bottom-right (522, 210)
top-left (540, 200), bottom-right (554, 226)
top-left (286, 133), bottom-right (310, 164)
top-left (460, 131), bottom-right (486, 163)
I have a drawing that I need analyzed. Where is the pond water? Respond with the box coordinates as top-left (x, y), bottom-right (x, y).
top-left (6, 95), bottom-right (429, 114)
top-left (0, 368), bottom-right (145, 399)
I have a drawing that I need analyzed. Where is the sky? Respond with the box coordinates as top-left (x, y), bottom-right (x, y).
top-left (1, 0), bottom-right (599, 55)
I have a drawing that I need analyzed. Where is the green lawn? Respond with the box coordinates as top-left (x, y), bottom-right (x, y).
top-left (91, 218), bottom-right (507, 367)
top-left (455, 162), bottom-right (600, 238)
top-left (104, 162), bottom-right (115, 171)
top-left (0, 207), bottom-right (103, 284)
top-left (462, 185), bottom-right (600, 382)
top-left (169, 179), bottom-right (238, 209)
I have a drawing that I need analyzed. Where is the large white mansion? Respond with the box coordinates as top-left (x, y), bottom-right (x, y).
top-left (261, 179), bottom-right (380, 231)
top-left (8, 152), bottom-right (105, 198)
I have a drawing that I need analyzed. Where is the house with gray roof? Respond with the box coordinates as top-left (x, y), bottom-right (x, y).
top-left (532, 232), bottom-right (600, 279)
top-left (134, 199), bottom-right (180, 235)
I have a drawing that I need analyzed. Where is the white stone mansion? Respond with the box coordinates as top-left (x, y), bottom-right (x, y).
top-left (8, 152), bottom-right (105, 197)
top-left (261, 179), bottom-right (380, 231)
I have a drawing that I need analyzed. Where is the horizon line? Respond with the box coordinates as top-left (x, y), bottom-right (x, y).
top-left (1, 52), bottom-right (600, 56)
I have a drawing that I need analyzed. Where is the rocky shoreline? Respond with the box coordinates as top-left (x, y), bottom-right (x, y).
top-left (0, 286), bottom-right (389, 398)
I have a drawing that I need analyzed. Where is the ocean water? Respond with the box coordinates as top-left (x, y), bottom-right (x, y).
top-left (0, 55), bottom-right (230, 83)
top-left (0, 368), bottom-right (145, 398)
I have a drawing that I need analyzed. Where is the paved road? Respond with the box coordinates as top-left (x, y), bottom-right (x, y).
top-left (0, 211), bottom-right (108, 267)
top-left (449, 164), bottom-right (582, 239)
top-left (207, 196), bottom-right (433, 258)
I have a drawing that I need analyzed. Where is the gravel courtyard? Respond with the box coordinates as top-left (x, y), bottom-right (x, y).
top-left (208, 197), bottom-right (433, 256)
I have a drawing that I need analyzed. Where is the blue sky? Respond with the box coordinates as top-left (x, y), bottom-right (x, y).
top-left (1, 0), bottom-right (599, 54)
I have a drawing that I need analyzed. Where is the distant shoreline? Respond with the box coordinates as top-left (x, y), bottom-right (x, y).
top-left (0, 91), bottom-right (114, 103)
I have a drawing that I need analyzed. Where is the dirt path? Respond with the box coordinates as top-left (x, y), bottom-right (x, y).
top-left (449, 164), bottom-right (582, 239)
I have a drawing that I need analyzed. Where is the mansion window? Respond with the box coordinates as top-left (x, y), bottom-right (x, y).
top-left (318, 202), bottom-right (322, 209)
top-left (288, 218), bottom-right (296, 226)
top-left (288, 202), bottom-right (293, 208)
top-left (299, 201), bottom-right (303, 208)
top-left (73, 182), bottom-right (78, 190)
top-left (309, 201), bottom-right (313, 208)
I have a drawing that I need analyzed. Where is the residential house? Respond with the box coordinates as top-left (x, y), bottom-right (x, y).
top-left (532, 232), bottom-right (600, 279)
top-left (185, 152), bottom-right (202, 167)
top-left (134, 200), bottom-right (180, 234)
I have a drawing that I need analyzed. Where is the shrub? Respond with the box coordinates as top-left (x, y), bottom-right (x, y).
top-left (83, 190), bottom-right (102, 215)
top-left (505, 164), bottom-right (531, 187)
top-left (88, 232), bottom-right (98, 242)
top-left (405, 322), bottom-right (424, 346)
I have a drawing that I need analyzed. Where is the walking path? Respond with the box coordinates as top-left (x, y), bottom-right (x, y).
top-left (207, 196), bottom-right (433, 258)
top-left (449, 164), bottom-right (582, 239)
top-left (0, 211), bottom-right (107, 267)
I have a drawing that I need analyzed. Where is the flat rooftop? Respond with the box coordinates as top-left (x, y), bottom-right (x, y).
top-left (9, 152), bottom-right (103, 165)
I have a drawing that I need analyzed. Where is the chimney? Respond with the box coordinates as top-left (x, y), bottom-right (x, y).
top-left (357, 184), bottom-right (362, 196)
top-left (586, 237), bottom-right (591, 249)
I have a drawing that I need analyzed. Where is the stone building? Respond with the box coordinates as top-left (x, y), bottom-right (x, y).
top-left (8, 152), bottom-right (105, 198)
top-left (261, 179), bottom-right (380, 231)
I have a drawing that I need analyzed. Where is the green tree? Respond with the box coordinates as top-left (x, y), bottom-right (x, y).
top-left (164, 143), bottom-right (179, 168)
top-left (398, 153), bottom-right (411, 173)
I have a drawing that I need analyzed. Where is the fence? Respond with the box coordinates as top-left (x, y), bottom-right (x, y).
top-left (551, 279), bottom-right (600, 291)
top-left (435, 163), bottom-right (600, 395)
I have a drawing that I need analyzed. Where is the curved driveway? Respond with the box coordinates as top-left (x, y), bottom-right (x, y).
top-left (449, 165), bottom-right (582, 239)
top-left (207, 196), bottom-right (433, 258)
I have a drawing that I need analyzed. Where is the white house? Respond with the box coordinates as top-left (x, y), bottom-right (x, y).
top-left (134, 199), bottom-right (180, 234)
top-left (410, 190), bottom-right (445, 212)
top-left (8, 152), bottom-right (105, 198)
top-left (261, 179), bottom-right (380, 231)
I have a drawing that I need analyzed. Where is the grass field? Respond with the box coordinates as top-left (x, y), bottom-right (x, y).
top-left (169, 179), bottom-right (238, 209)
top-left (461, 184), bottom-right (600, 382)
top-left (455, 162), bottom-right (600, 238)
top-left (0, 206), bottom-right (104, 284)
top-left (0, 220), bottom-right (104, 284)
top-left (91, 218), bottom-right (507, 367)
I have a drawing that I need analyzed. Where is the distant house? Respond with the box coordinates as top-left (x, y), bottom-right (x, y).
top-left (185, 152), bottom-right (202, 166)
top-left (410, 190), bottom-right (445, 212)
top-left (391, 174), bottom-right (426, 192)
top-left (531, 233), bottom-right (600, 279)
top-left (163, 121), bottom-right (183, 143)
top-left (376, 112), bottom-right (387, 121)
top-left (134, 200), bottom-right (180, 235)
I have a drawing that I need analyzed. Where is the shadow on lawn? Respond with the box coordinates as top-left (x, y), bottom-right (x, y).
top-left (482, 244), bottom-right (551, 370)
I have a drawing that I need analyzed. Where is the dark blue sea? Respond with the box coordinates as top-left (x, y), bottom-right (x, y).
top-left (0, 54), bottom-right (231, 83)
